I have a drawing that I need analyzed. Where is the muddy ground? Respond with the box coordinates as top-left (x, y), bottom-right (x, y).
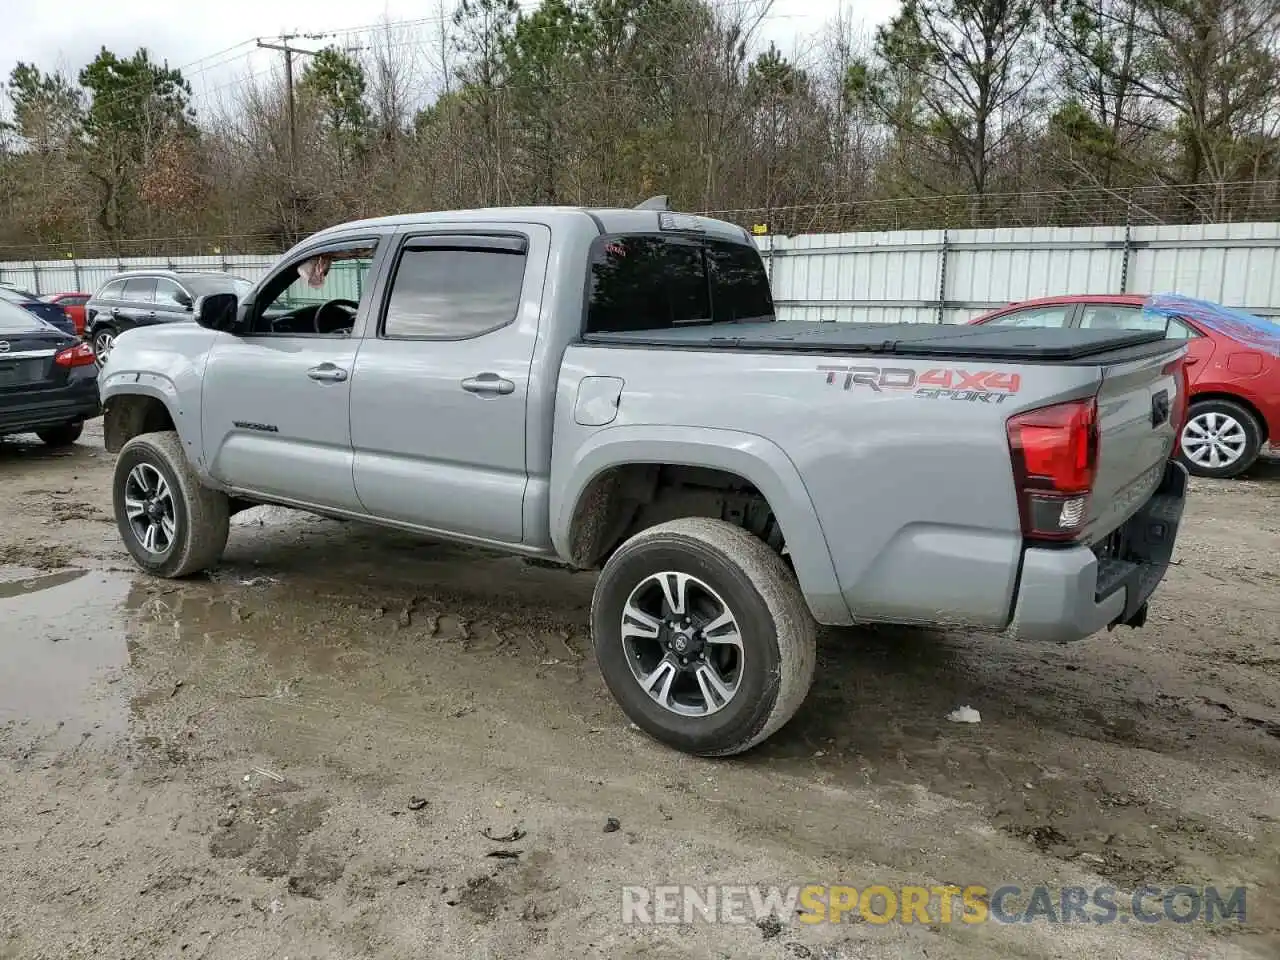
top-left (1, 421), bottom-right (1278, 960)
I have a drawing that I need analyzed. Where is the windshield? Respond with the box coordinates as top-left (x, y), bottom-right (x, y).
top-left (0, 299), bottom-right (52, 332)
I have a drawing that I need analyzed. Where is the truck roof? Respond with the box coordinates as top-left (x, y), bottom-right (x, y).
top-left (307, 206), bottom-right (752, 245)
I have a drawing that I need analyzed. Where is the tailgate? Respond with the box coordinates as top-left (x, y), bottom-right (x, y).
top-left (1088, 344), bottom-right (1185, 540)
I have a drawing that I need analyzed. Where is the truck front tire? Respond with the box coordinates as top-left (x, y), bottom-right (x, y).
top-left (591, 518), bottom-right (817, 756)
top-left (112, 431), bottom-right (230, 578)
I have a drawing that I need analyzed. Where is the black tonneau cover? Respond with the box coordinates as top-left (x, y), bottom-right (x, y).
top-left (583, 320), bottom-right (1167, 362)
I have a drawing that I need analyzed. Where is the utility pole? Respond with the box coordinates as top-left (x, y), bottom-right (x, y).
top-left (257, 35), bottom-right (318, 238)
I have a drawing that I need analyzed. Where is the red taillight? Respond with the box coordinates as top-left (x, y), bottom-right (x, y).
top-left (1163, 358), bottom-right (1189, 456)
top-left (1007, 397), bottom-right (1099, 541)
top-left (54, 342), bottom-right (96, 367)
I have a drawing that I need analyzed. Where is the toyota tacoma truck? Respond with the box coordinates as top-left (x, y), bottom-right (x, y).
top-left (98, 204), bottom-right (1190, 756)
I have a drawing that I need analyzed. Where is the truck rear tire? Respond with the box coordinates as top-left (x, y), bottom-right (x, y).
top-left (591, 518), bottom-right (817, 756)
top-left (112, 430), bottom-right (230, 578)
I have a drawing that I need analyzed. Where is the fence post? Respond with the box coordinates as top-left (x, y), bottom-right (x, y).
top-left (1119, 189), bottom-right (1133, 294)
top-left (31, 261), bottom-right (41, 296)
top-left (73, 258), bottom-right (82, 292)
top-left (935, 228), bottom-right (950, 323)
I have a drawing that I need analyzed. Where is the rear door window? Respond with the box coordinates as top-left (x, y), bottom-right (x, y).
top-left (154, 279), bottom-right (191, 309)
top-left (586, 236), bottom-right (773, 334)
top-left (1077, 303), bottom-right (1200, 340)
top-left (123, 277), bottom-right (157, 303)
top-left (1078, 304), bottom-right (1150, 331)
top-left (382, 241), bottom-right (527, 339)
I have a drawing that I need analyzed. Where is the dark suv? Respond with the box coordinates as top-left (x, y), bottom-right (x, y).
top-left (86, 270), bottom-right (252, 363)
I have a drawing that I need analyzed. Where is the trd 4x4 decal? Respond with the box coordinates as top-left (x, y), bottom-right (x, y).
top-left (818, 365), bottom-right (1022, 403)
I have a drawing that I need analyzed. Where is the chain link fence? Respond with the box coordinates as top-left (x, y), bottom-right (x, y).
top-left (2, 181), bottom-right (1278, 268)
top-left (704, 180), bottom-right (1280, 237)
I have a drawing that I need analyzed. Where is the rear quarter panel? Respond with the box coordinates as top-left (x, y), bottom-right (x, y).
top-left (553, 346), bottom-right (1126, 628)
top-left (1189, 342), bottom-right (1280, 442)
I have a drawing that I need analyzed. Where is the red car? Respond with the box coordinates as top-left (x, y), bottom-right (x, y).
top-left (972, 294), bottom-right (1280, 478)
top-left (43, 292), bottom-right (92, 337)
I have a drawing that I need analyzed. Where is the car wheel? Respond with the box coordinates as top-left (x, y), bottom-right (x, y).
top-left (1179, 399), bottom-right (1262, 479)
top-left (36, 422), bottom-right (84, 448)
top-left (92, 326), bottom-right (117, 365)
top-left (112, 430), bottom-right (230, 578)
top-left (591, 518), bottom-right (817, 757)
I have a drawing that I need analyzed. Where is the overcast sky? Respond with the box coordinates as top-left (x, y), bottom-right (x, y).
top-left (2, 0), bottom-right (900, 114)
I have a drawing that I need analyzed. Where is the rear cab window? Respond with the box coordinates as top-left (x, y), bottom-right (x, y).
top-left (585, 235), bottom-right (774, 334)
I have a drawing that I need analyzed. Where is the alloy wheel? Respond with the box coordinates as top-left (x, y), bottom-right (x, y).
top-left (123, 463), bottom-right (178, 555)
top-left (620, 571), bottom-right (744, 717)
top-left (93, 330), bottom-right (114, 365)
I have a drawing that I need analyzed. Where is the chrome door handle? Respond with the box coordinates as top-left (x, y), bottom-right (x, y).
top-left (461, 373), bottom-right (515, 396)
top-left (307, 364), bottom-right (348, 383)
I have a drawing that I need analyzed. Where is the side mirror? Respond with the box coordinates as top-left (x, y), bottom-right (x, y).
top-left (176, 292), bottom-right (194, 311)
top-left (194, 292), bottom-right (240, 332)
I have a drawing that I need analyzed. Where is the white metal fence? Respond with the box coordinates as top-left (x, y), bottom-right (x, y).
top-left (0, 254), bottom-right (279, 300)
top-left (2, 221), bottom-right (1277, 324)
top-left (757, 221), bottom-right (1280, 322)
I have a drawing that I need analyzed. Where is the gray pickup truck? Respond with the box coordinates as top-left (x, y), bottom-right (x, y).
top-left (99, 205), bottom-right (1189, 756)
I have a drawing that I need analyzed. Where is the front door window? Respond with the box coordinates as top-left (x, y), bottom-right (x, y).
top-left (252, 243), bottom-right (377, 336)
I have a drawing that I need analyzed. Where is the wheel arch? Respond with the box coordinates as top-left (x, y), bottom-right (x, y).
top-left (1187, 390), bottom-right (1268, 443)
top-left (552, 426), bottom-right (850, 625)
top-left (101, 379), bottom-right (194, 456)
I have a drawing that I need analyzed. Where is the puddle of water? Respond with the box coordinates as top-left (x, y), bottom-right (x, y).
top-left (0, 568), bottom-right (87, 599)
top-left (0, 565), bottom-right (135, 748)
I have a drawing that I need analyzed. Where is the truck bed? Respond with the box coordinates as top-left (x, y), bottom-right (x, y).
top-left (583, 320), bottom-right (1167, 363)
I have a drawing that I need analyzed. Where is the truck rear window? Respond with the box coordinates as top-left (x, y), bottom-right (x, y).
top-left (586, 235), bottom-right (774, 334)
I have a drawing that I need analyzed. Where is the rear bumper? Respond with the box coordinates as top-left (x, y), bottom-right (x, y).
top-left (0, 384), bottom-right (101, 435)
top-left (1007, 460), bottom-right (1187, 643)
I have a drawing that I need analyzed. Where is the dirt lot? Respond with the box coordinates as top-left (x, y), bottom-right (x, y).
top-left (1, 421), bottom-right (1278, 960)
